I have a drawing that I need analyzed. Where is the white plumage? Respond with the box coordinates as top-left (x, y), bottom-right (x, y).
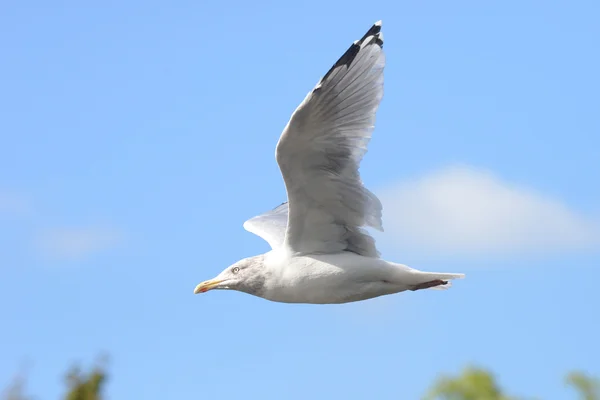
top-left (194, 21), bottom-right (465, 304)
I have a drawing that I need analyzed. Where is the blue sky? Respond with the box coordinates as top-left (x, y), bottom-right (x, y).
top-left (1, 0), bottom-right (599, 399)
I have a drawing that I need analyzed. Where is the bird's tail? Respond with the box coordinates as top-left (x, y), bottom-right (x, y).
top-left (392, 263), bottom-right (466, 290)
top-left (410, 271), bottom-right (466, 290)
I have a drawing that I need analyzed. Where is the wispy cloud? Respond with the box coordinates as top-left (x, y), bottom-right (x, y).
top-left (378, 165), bottom-right (599, 257)
top-left (0, 191), bottom-right (32, 217)
top-left (1, 190), bottom-right (124, 261)
top-left (36, 226), bottom-right (124, 261)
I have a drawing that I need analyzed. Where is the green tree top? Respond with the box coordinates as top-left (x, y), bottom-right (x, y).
top-left (63, 358), bottom-right (108, 400)
top-left (424, 367), bottom-right (599, 400)
top-left (566, 371), bottom-right (599, 400)
top-left (423, 366), bottom-right (524, 400)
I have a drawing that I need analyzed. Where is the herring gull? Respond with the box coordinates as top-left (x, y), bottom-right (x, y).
top-left (194, 21), bottom-right (465, 304)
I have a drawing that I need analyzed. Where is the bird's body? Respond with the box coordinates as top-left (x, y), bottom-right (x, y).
top-left (194, 21), bottom-right (465, 304)
top-left (234, 251), bottom-right (464, 304)
top-left (263, 252), bottom-right (399, 304)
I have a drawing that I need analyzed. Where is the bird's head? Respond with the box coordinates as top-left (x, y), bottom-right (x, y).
top-left (194, 255), bottom-right (267, 296)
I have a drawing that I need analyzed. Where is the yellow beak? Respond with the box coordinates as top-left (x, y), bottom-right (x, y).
top-left (194, 279), bottom-right (224, 294)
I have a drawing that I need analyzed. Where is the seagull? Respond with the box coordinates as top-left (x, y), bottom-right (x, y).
top-left (194, 21), bottom-right (465, 304)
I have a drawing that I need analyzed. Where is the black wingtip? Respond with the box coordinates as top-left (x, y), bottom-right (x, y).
top-left (315, 21), bottom-right (384, 90)
top-left (360, 20), bottom-right (383, 47)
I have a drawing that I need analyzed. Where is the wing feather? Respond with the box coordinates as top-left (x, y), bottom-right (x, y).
top-left (242, 202), bottom-right (288, 250)
top-left (274, 21), bottom-right (385, 257)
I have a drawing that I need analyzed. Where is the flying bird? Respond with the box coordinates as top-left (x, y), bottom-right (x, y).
top-left (194, 21), bottom-right (465, 304)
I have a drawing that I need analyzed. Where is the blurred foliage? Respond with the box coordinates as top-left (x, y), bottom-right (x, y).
top-left (424, 366), bottom-right (599, 400)
top-left (3, 359), bottom-right (598, 399)
top-left (2, 372), bottom-right (32, 400)
top-left (565, 371), bottom-right (600, 400)
top-left (2, 357), bottom-right (108, 400)
top-left (63, 359), bottom-right (108, 400)
top-left (423, 366), bottom-right (525, 400)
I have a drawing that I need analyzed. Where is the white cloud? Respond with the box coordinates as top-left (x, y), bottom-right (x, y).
top-left (36, 226), bottom-right (124, 261)
top-left (377, 165), bottom-right (599, 257)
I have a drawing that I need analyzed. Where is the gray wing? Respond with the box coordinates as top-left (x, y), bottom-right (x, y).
top-left (243, 202), bottom-right (289, 250)
top-left (275, 21), bottom-right (385, 258)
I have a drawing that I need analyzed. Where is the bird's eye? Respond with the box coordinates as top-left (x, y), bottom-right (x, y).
top-left (232, 267), bottom-right (240, 274)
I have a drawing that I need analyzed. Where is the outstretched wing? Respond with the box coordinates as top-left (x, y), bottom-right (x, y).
top-left (243, 202), bottom-right (289, 250)
top-left (275, 21), bottom-right (385, 258)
